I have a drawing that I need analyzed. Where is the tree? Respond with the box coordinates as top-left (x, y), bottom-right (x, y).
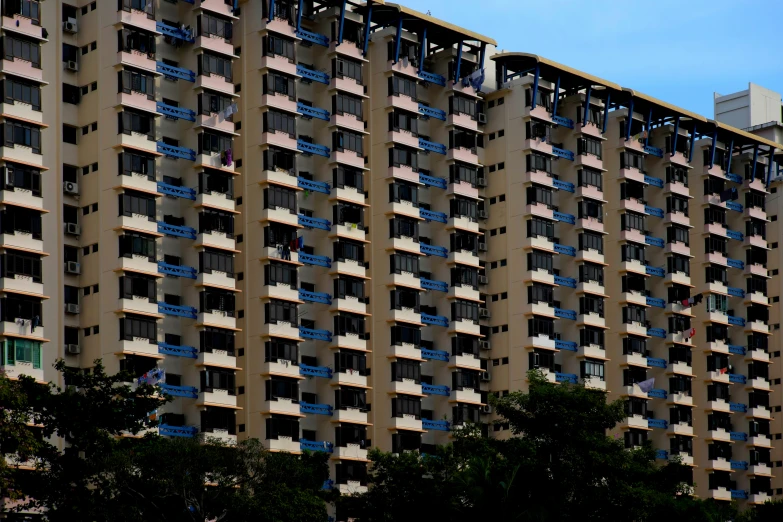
top-left (740, 499), bottom-right (783, 522)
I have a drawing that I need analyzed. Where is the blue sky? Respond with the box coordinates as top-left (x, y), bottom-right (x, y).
top-left (409, 0), bottom-right (783, 118)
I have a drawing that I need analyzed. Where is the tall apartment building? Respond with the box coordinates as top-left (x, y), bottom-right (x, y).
top-left (1, 0), bottom-right (781, 509)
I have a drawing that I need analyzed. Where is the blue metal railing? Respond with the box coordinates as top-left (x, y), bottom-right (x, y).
top-left (419, 138), bottom-right (447, 155)
top-left (295, 28), bottom-right (329, 46)
top-left (727, 286), bottom-right (745, 298)
top-left (728, 315), bottom-right (746, 327)
top-left (297, 101), bottom-right (330, 121)
top-left (729, 402), bottom-right (747, 413)
top-left (158, 383), bottom-right (199, 399)
top-left (553, 211), bottom-right (575, 225)
top-left (158, 222), bottom-right (197, 239)
top-left (298, 253), bottom-right (331, 268)
top-left (731, 489), bottom-right (748, 500)
top-left (158, 342), bottom-right (198, 358)
top-left (157, 182), bottom-right (196, 200)
top-left (156, 22), bottom-right (194, 43)
top-left (420, 208), bottom-right (447, 223)
top-left (420, 278), bottom-right (448, 292)
top-left (421, 384), bottom-right (450, 396)
top-left (300, 402), bottom-right (333, 416)
top-left (299, 289), bottom-right (332, 305)
top-left (555, 372), bottom-right (578, 384)
top-left (297, 139), bottom-right (330, 157)
top-left (729, 374), bottom-right (747, 384)
top-left (556, 340), bottom-right (578, 351)
top-left (648, 389), bottom-right (667, 399)
top-left (422, 419), bottom-right (450, 431)
top-left (647, 328), bottom-right (666, 338)
top-left (418, 104), bottom-right (446, 121)
top-left (419, 172), bottom-right (448, 189)
top-left (655, 449), bottom-right (669, 460)
top-left (730, 431), bottom-right (748, 442)
top-left (644, 205), bottom-right (664, 218)
top-left (156, 141), bottom-right (196, 161)
top-left (421, 348), bottom-right (449, 361)
top-left (647, 418), bottom-right (668, 429)
top-left (646, 297), bottom-right (665, 308)
top-left (299, 326), bottom-right (332, 342)
top-left (727, 258), bottom-right (745, 269)
top-left (156, 61), bottom-right (196, 82)
top-left (646, 266), bottom-right (665, 277)
top-left (646, 357), bottom-right (667, 368)
top-left (554, 275), bottom-right (576, 288)
top-left (298, 214), bottom-right (332, 231)
top-left (156, 102), bottom-right (196, 122)
top-left (644, 175), bottom-right (664, 188)
top-left (300, 439), bottom-right (334, 453)
top-left (159, 424), bottom-right (198, 437)
top-left (158, 302), bottom-right (198, 319)
top-left (417, 70), bottom-right (446, 87)
top-left (554, 307), bottom-right (576, 320)
top-left (643, 145), bottom-right (663, 158)
top-left (726, 201), bottom-right (743, 212)
top-left (552, 115), bottom-right (574, 129)
top-left (158, 262), bottom-right (197, 279)
top-left (554, 243), bottom-right (576, 256)
top-left (421, 313), bottom-right (449, 327)
top-left (298, 177), bottom-right (330, 194)
top-left (299, 364), bottom-right (333, 378)
top-left (553, 179), bottom-right (575, 192)
top-left (726, 229), bottom-right (744, 241)
top-left (728, 345), bottom-right (746, 355)
top-left (296, 64), bottom-right (329, 84)
top-left (420, 243), bottom-right (448, 257)
top-left (730, 460), bottom-right (749, 470)
top-left (726, 172), bottom-right (743, 184)
top-left (645, 235), bottom-right (665, 248)
top-left (551, 146), bottom-right (574, 161)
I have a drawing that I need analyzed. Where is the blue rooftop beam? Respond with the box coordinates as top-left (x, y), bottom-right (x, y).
top-left (393, 15), bottom-right (403, 64)
top-left (645, 108), bottom-right (652, 147)
top-left (531, 64), bottom-right (540, 110)
top-left (337, 0), bottom-right (347, 43)
top-left (296, 0), bottom-right (304, 31)
top-left (551, 76), bottom-right (561, 118)
top-left (453, 40), bottom-right (462, 84)
top-left (362, 2), bottom-right (373, 56)
top-left (671, 116), bottom-right (680, 156)
top-left (751, 145), bottom-right (759, 181)
top-left (267, 0), bottom-right (276, 22)
top-left (709, 128), bottom-right (718, 168)
top-left (689, 124), bottom-right (698, 163)
top-left (725, 139), bottom-right (734, 175)
top-left (767, 147), bottom-right (776, 188)
top-left (601, 93), bottom-right (611, 134)
top-left (417, 26), bottom-right (427, 73)
top-left (583, 85), bottom-right (592, 127)
top-left (625, 98), bottom-right (634, 141)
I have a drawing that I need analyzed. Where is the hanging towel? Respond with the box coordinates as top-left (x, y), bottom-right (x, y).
top-left (225, 148), bottom-right (233, 167)
top-left (638, 378), bottom-right (655, 393)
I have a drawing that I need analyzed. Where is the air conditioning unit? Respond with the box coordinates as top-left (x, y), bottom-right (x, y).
top-left (478, 275), bottom-right (488, 285)
top-left (478, 242), bottom-right (487, 252)
top-left (65, 261), bottom-right (81, 274)
top-left (480, 371), bottom-right (491, 382)
top-left (477, 177), bottom-right (487, 187)
top-left (477, 209), bottom-right (489, 220)
top-left (65, 344), bottom-right (80, 355)
top-left (479, 340), bottom-right (491, 350)
top-left (479, 308), bottom-right (490, 319)
top-left (63, 19), bottom-right (78, 34)
top-left (477, 113), bottom-right (487, 124)
top-left (63, 181), bottom-right (79, 195)
top-left (66, 60), bottom-right (79, 72)
top-left (66, 303), bottom-right (80, 314)
top-left (481, 404), bottom-right (492, 414)
top-left (65, 223), bottom-right (81, 236)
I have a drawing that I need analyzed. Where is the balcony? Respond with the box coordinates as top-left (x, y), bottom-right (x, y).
top-left (267, 436), bottom-right (301, 453)
top-left (159, 424), bottom-right (198, 438)
top-left (332, 407), bottom-right (368, 425)
top-left (420, 278), bottom-right (448, 293)
top-left (297, 139), bottom-right (330, 158)
top-left (0, 359), bottom-right (43, 383)
top-left (158, 261), bottom-right (197, 279)
top-left (158, 182), bottom-right (196, 200)
top-left (421, 313), bottom-right (448, 327)
top-left (421, 348), bottom-right (449, 362)
top-left (298, 214), bottom-right (331, 231)
top-left (555, 373), bottom-right (578, 384)
top-left (298, 102), bottom-right (330, 122)
top-left (298, 177), bottom-right (330, 194)
top-left (419, 208), bottom-right (447, 223)
top-left (418, 138), bottom-right (447, 155)
top-left (419, 172), bottom-right (447, 190)
top-left (298, 252), bottom-right (332, 268)
top-left (299, 289), bottom-right (332, 305)
top-left (300, 439), bottom-right (333, 454)
top-left (331, 369), bottom-right (368, 388)
top-left (156, 102), bottom-right (196, 122)
top-left (422, 419), bottom-right (450, 432)
top-left (156, 341), bottom-right (196, 358)
top-left (299, 326), bottom-right (332, 342)
top-left (195, 33), bottom-right (234, 57)
top-left (195, 72), bottom-right (235, 97)
top-left (296, 63), bottom-right (329, 85)
top-left (159, 384), bottom-right (198, 399)
top-left (158, 222), bottom-right (197, 239)
top-left (157, 141), bottom-right (196, 161)
top-left (156, 61), bottom-right (196, 82)
top-left (158, 302), bottom-right (197, 319)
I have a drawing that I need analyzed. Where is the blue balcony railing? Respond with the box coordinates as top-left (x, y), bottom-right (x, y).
top-left (727, 258), bottom-right (745, 269)
top-left (158, 383), bottom-right (199, 399)
top-left (420, 208), bottom-right (447, 223)
top-left (646, 357), bottom-right (667, 368)
top-left (644, 175), bottom-right (664, 188)
top-left (421, 313), bottom-right (449, 327)
top-left (156, 61), bottom-right (196, 82)
top-left (419, 172), bottom-right (448, 189)
top-left (300, 439), bottom-right (334, 453)
top-left (298, 177), bottom-right (330, 194)
top-left (730, 431), bottom-right (748, 442)
top-left (420, 243), bottom-right (448, 257)
top-left (297, 101), bottom-right (330, 121)
top-left (418, 104), bottom-right (446, 121)
top-left (419, 138), bottom-right (447, 155)
top-left (648, 388), bottom-right (667, 399)
top-left (647, 418), bottom-right (668, 429)
top-left (296, 64), bottom-right (330, 84)
top-left (646, 266), bottom-right (665, 277)
top-left (552, 115), bottom-right (574, 129)
top-left (731, 489), bottom-right (748, 500)
top-left (554, 275), bottom-right (576, 288)
top-left (158, 342), bottom-right (198, 358)
top-left (555, 372), bottom-right (578, 384)
top-left (157, 141), bottom-right (196, 160)
top-left (298, 214), bottom-right (332, 230)
top-left (655, 449), bottom-right (669, 460)
top-left (158, 302), bottom-right (198, 319)
top-left (726, 172), bottom-right (743, 184)
top-left (295, 28), bottom-right (329, 46)
top-left (647, 327), bottom-right (666, 338)
top-left (643, 145), bottom-right (663, 158)
top-left (299, 326), bottom-right (332, 342)
top-left (158, 222), bottom-right (197, 239)
top-left (158, 262), bottom-right (197, 279)
top-left (646, 297), bottom-right (665, 308)
top-left (159, 424), bottom-right (198, 438)
top-left (553, 211), bottom-right (575, 225)
top-left (421, 348), bottom-right (449, 361)
top-left (554, 307), bottom-right (576, 320)
top-left (554, 243), bottom-right (576, 256)
top-left (157, 182), bottom-right (197, 200)
top-left (422, 419), bottom-right (450, 431)
top-left (297, 139), bottom-right (330, 157)
top-left (645, 235), bottom-right (665, 248)
top-left (421, 383), bottom-right (450, 396)
top-left (728, 315), bottom-right (746, 327)
top-left (730, 402), bottom-right (747, 413)
top-left (299, 289), bottom-right (332, 305)
top-left (727, 286), bottom-right (745, 298)
top-left (156, 21), bottom-right (194, 43)
top-left (553, 179), bottom-right (575, 192)
top-left (420, 278), bottom-right (448, 292)
top-left (728, 345), bottom-right (746, 355)
top-left (730, 460), bottom-right (749, 471)
top-left (551, 146), bottom-right (574, 161)
top-left (299, 364), bottom-right (333, 378)
top-left (729, 374), bottom-right (747, 384)
top-left (726, 201), bottom-right (743, 212)
top-left (417, 70), bottom-right (446, 87)
top-left (156, 101), bottom-right (196, 122)
top-left (726, 229), bottom-right (744, 241)
top-left (298, 253), bottom-right (332, 268)
top-left (300, 402), bottom-right (333, 416)
top-left (555, 340), bottom-right (578, 351)
top-left (644, 205), bottom-right (664, 218)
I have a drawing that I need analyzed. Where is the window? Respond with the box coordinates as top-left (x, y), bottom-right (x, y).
top-left (450, 163), bottom-right (478, 186)
top-left (263, 35), bottom-right (295, 61)
top-left (528, 251), bottom-right (553, 273)
top-left (334, 93), bottom-right (363, 119)
top-left (200, 368), bottom-right (236, 394)
top-left (1, 339), bottom-right (41, 368)
top-left (118, 69), bottom-right (155, 98)
top-left (333, 203), bottom-right (364, 228)
top-left (117, 28), bottom-right (156, 56)
top-left (118, 110), bottom-right (154, 138)
top-left (335, 57), bottom-right (362, 83)
top-left (2, 252), bottom-right (42, 283)
top-left (118, 151), bottom-right (155, 179)
top-left (389, 182), bottom-right (418, 206)
top-left (392, 395), bottom-right (421, 419)
top-left (333, 130), bottom-right (363, 155)
top-left (200, 289), bottom-right (235, 316)
top-left (265, 338), bottom-right (297, 363)
top-left (264, 110), bottom-right (296, 137)
top-left (578, 168), bottom-right (602, 190)
top-left (578, 199), bottom-right (603, 222)
top-left (200, 327), bottom-right (234, 355)
top-left (389, 217), bottom-right (419, 240)
top-left (390, 253), bottom-right (419, 276)
top-left (199, 52), bottom-right (232, 81)
top-left (4, 163), bottom-right (41, 196)
top-left (119, 274), bottom-right (156, 301)
top-left (451, 198), bottom-right (477, 220)
top-left (266, 377), bottom-right (299, 401)
top-left (581, 360), bottom-right (605, 380)
top-left (527, 218), bottom-right (554, 239)
top-left (264, 185), bottom-right (296, 212)
top-left (390, 146), bottom-right (417, 169)
top-left (4, 121), bottom-right (41, 153)
top-left (450, 129), bottom-right (477, 151)
top-left (119, 232), bottom-right (156, 260)
top-left (119, 0), bottom-right (154, 17)
top-left (621, 151), bottom-right (644, 171)
top-left (579, 263), bottom-right (604, 285)
top-left (667, 226), bottom-right (689, 246)
top-left (452, 300), bottom-right (478, 322)
top-left (578, 137), bottom-right (602, 159)
top-left (579, 232), bottom-right (603, 253)
top-left (3, 78), bottom-right (41, 111)
top-left (199, 132), bottom-right (232, 155)
top-left (2, 207), bottom-right (41, 238)
top-left (5, 35), bottom-right (40, 68)
top-left (265, 262), bottom-right (297, 287)
top-left (392, 359), bottom-right (421, 383)
top-left (667, 196), bottom-right (689, 216)
top-left (526, 153), bottom-right (552, 173)
top-left (263, 71), bottom-right (295, 99)
top-left (334, 240), bottom-right (364, 262)
top-left (263, 147), bottom-right (295, 174)
top-left (265, 300), bottom-right (298, 325)
top-left (200, 249), bottom-right (234, 277)
top-left (621, 212), bottom-right (645, 232)
top-left (391, 325), bottom-right (420, 346)
top-left (333, 167), bottom-right (363, 191)
top-left (119, 191), bottom-right (155, 219)
top-left (119, 314), bottom-right (156, 341)
top-left (666, 166), bottom-right (688, 186)
top-left (198, 13), bottom-right (233, 40)
top-left (450, 95), bottom-right (476, 117)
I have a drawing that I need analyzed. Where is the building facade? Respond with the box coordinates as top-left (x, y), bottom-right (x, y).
top-left (1, 0), bottom-right (781, 508)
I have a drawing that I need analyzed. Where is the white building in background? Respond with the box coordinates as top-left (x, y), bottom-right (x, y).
top-left (715, 83), bottom-right (783, 143)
